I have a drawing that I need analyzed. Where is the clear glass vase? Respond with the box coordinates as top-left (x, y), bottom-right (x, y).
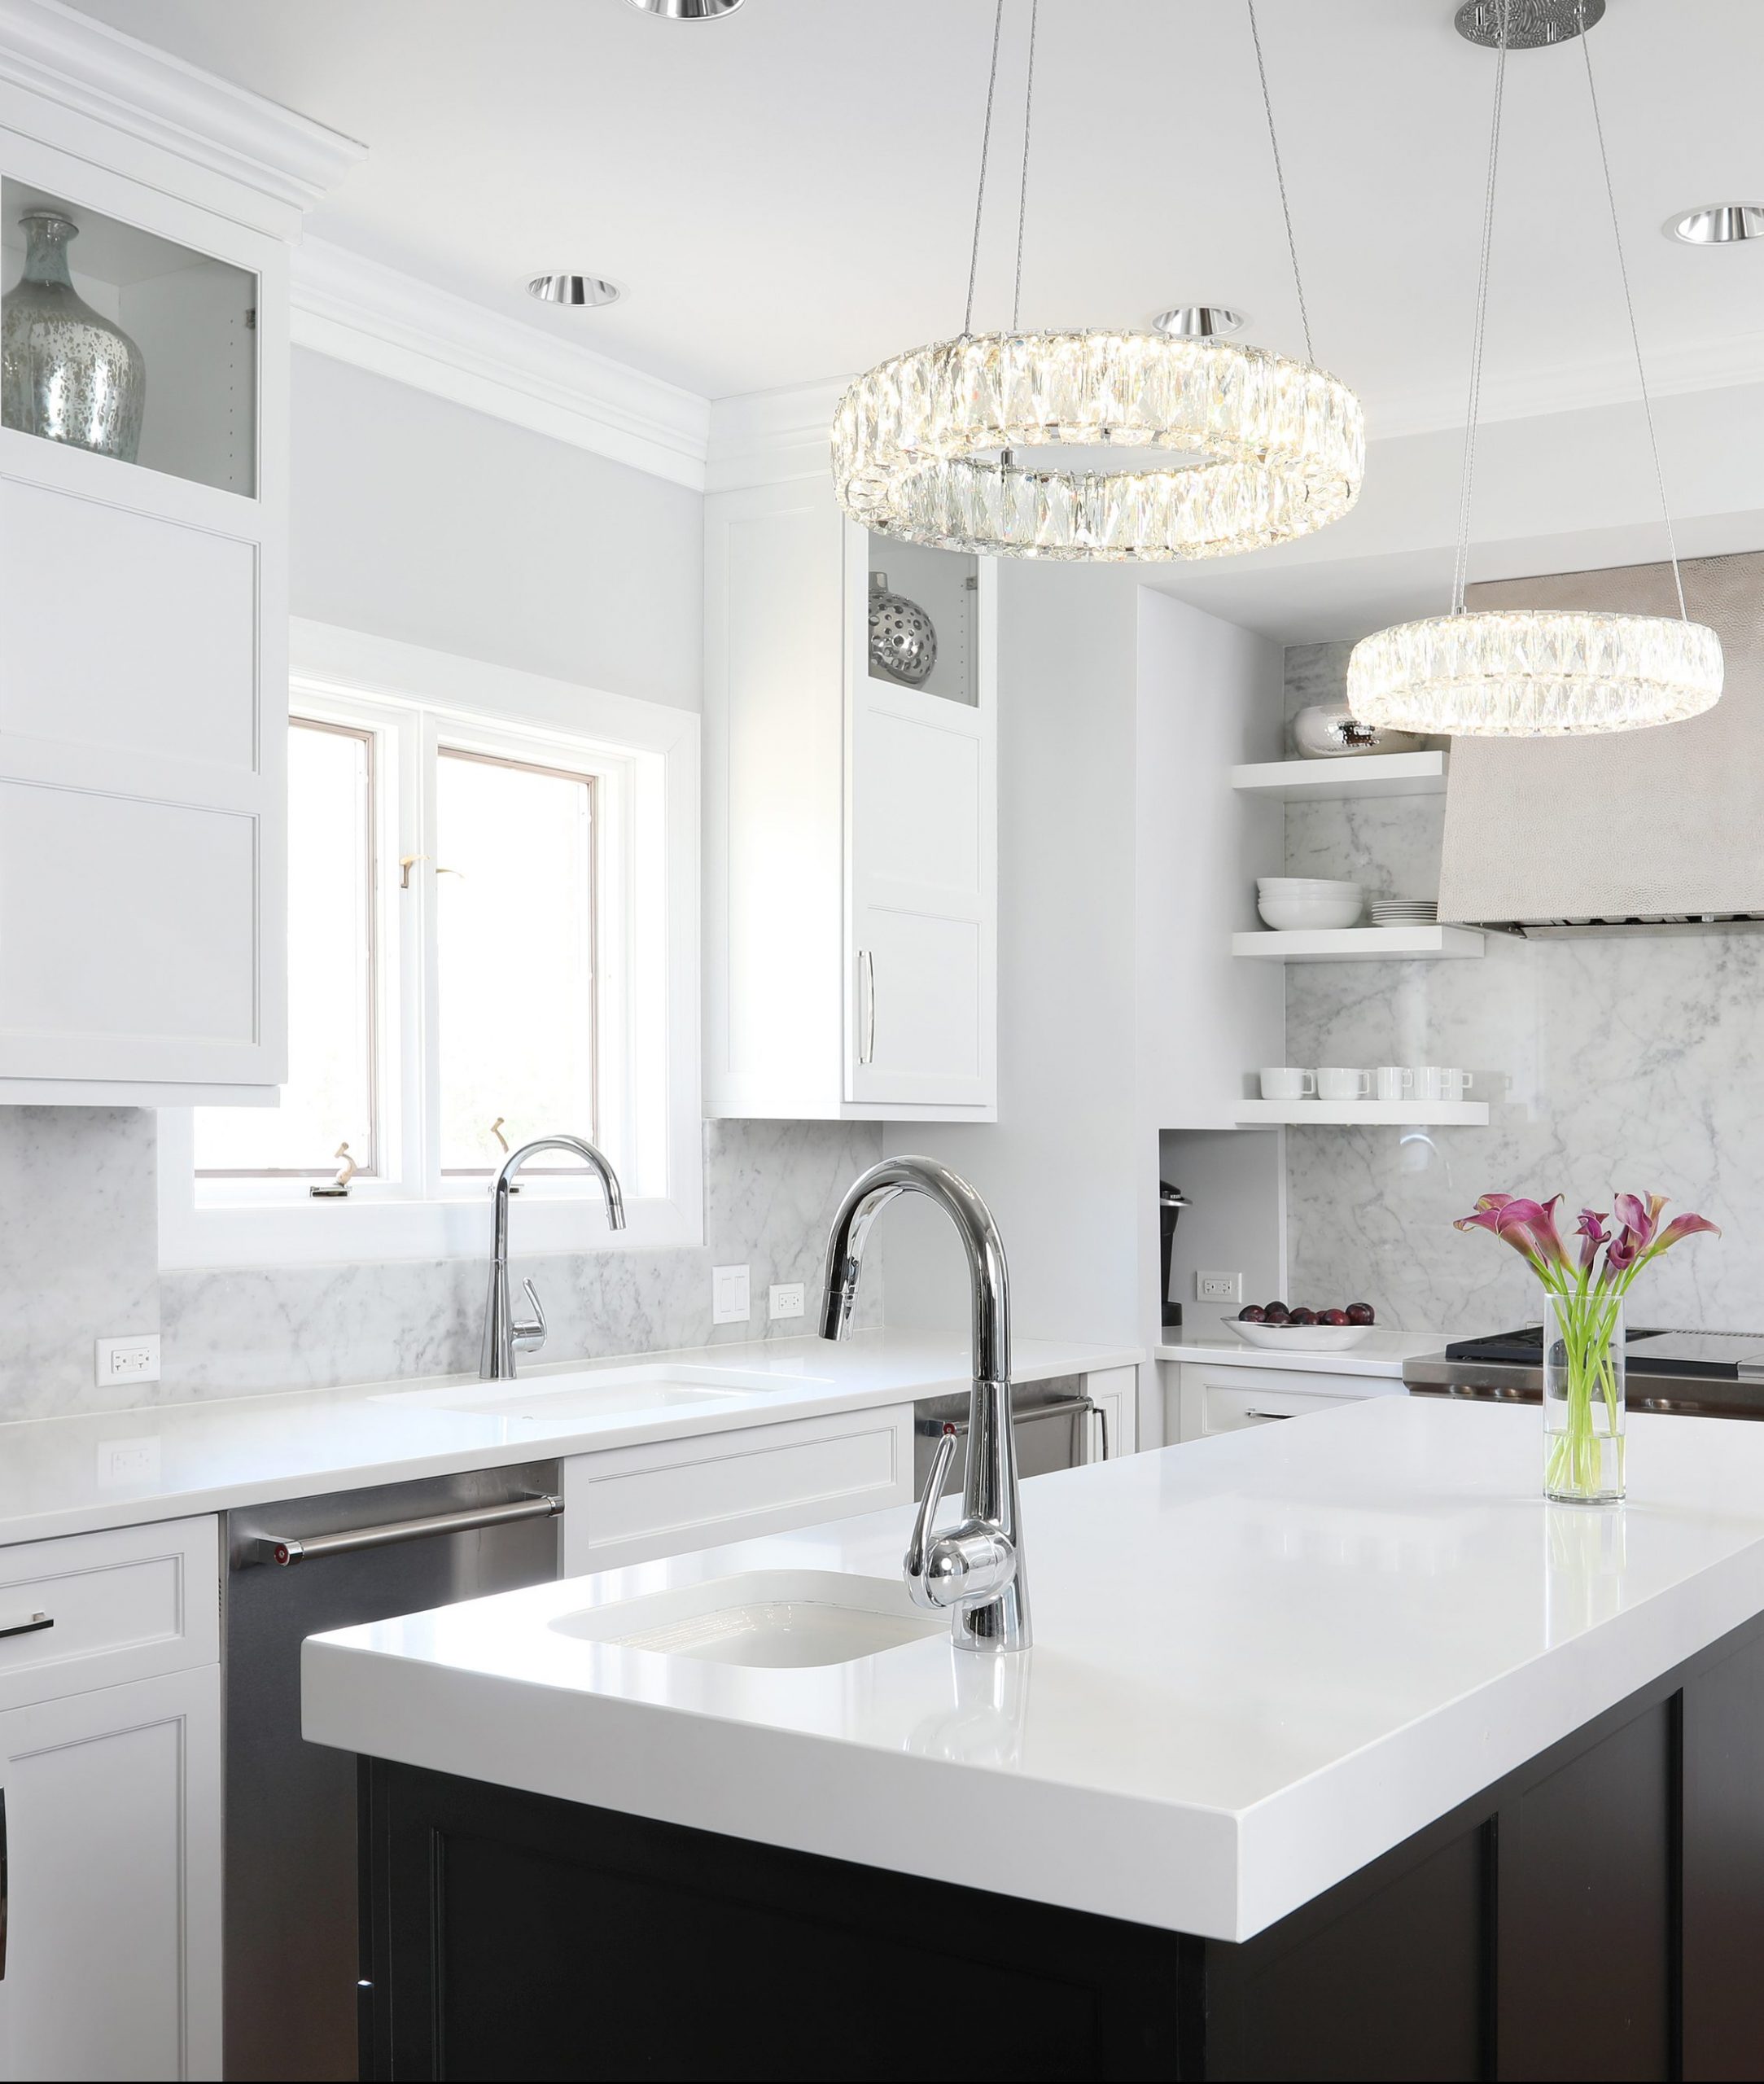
top-left (1543, 1291), bottom-right (1626, 1504)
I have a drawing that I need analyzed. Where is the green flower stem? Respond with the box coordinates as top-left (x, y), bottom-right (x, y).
top-left (1542, 1286), bottom-right (1624, 1500)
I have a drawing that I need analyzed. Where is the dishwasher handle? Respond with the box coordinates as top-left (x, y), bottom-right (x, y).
top-left (258, 1492), bottom-right (562, 1567)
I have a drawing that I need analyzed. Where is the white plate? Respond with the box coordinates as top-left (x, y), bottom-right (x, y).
top-left (1232, 1320), bottom-right (1373, 1352)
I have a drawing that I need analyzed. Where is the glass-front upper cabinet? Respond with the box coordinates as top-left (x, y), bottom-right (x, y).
top-left (0, 178), bottom-right (256, 498)
top-left (864, 532), bottom-right (978, 707)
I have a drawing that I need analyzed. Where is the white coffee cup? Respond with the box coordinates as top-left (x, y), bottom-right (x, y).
top-left (1260, 1067), bottom-right (1316, 1101)
top-left (1316, 1067), bottom-right (1372, 1101)
top-left (1413, 1066), bottom-right (1474, 1101)
top-left (1373, 1066), bottom-right (1415, 1101)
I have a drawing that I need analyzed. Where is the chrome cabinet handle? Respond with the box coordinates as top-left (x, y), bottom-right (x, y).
top-left (1089, 1399), bottom-right (1110, 1463)
top-left (259, 1493), bottom-right (562, 1566)
top-left (858, 950), bottom-right (876, 1065)
top-left (1, 1786), bottom-right (8, 1981)
top-left (1245, 1408), bottom-right (1293, 1421)
top-left (0, 1613), bottom-right (51, 1641)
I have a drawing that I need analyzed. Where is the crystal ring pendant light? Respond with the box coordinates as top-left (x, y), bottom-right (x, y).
top-left (1348, 1), bottom-right (1722, 736)
top-left (832, 2), bottom-right (1364, 561)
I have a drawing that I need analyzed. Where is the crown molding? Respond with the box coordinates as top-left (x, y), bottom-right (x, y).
top-left (291, 239), bottom-right (711, 492)
top-left (0, 0), bottom-right (364, 239)
top-left (705, 374), bottom-right (848, 491)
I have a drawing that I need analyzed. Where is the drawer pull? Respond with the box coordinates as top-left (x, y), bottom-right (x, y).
top-left (1244, 1409), bottom-right (1293, 1421)
top-left (0, 1613), bottom-right (52, 1641)
top-left (1, 1786), bottom-right (7, 1981)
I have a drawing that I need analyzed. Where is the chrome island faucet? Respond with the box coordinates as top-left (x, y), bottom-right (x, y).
top-left (480, 1136), bottom-right (626, 1381)
top-left (819, 1155), bottom-right (1029, 1653)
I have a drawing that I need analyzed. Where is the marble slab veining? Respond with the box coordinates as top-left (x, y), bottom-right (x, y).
top-left (1280, 641), bottom-right (1764, 1333)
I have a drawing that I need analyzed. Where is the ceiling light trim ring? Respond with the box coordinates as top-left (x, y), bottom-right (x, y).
top-left (834, 330), bottom-right (1363, 563)
top-left (1347, 610), bottom-right (1723, 738)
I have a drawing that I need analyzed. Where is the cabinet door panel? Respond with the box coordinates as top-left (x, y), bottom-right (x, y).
top-left (847, 532), bottom-right (996, 1110)
top-left (0, 780), bottom-right (257, 1057)
top-left (0, 1667), bottom-right (221, 2082)
top-left (0, 481), bottom-right (256, 770)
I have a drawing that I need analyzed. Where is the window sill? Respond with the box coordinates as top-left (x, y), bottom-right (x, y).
top-left (157, 1187), bottom-right (701, 1270)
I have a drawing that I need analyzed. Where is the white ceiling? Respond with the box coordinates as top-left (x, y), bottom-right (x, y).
top-left (67, 0), bottom-right (1764, 422)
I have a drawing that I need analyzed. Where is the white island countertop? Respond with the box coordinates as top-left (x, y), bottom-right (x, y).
top-left (0, 1329), bottom-right (1139, 1548)
top-left (305, 1395), bottom-right (1764, 1943)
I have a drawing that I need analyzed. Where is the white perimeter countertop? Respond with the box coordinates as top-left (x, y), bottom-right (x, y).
top-left (305, 1396), bottom-right (1764, 1942)
top-left (1157, 1328), bottom-right (1457, 1379)
top-left (0, 1329), bottom-right (1139, 1548)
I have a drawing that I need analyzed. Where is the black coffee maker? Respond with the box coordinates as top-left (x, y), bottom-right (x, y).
top-left (1159, 1181), bottom-right (1189, 1329)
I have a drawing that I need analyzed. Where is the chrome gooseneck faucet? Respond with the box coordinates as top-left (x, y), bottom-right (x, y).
top-left (819, 1155), bottom-right (1028, 1653)
top-left (480, 1136), bottom-right (626, 1380)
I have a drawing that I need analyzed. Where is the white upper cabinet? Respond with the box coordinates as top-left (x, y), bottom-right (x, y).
top-left (704, 474), bottom-right (997, 1121)
top-left (0, 4), bottom-right (360, 1105)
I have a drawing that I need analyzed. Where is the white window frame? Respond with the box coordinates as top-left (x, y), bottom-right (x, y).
top-left (159, 618), bottom-right (702, 1268)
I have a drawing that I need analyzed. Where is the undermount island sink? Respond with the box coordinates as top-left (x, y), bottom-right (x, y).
top-left (551, 1570), bottom-right (943, 1669)
top-left (375, 1362), bottom-right (828, 1423)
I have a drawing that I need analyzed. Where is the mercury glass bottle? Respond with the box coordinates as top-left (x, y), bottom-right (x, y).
top-left (2, 211), bottom-right (145, 462)
top-left (1543, 1291), bottom-right (1626, 1504)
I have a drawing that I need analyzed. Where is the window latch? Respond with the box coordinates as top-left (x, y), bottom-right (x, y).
top-left (309, 1143), bottom-right (358, 1199)
top-left (398, 855), bottom-right (464, 891)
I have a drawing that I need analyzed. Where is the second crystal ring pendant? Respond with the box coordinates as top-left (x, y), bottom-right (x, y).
top-left (831, 1), bottom-right (1365, 563)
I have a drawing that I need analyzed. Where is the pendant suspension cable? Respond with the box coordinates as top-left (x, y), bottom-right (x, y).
top-left (963, 1), bottom-right (1008, 338)
top-left (1245, 0), bottom-right (1314, 366)
top-left (1578, 1), bottom-right (1688, 618)
top-left (1451, 0), bottom-right (1511, 615)
top-left (1011, 0), bottom-right (1040, 333)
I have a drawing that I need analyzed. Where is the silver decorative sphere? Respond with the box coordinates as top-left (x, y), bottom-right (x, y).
top-left (868, 572), bottom-right (938, 688)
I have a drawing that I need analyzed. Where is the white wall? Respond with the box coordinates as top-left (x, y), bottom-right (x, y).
top-left (882, 569), bottom-right (1285, 1444)
top-left (290, 348), bottom-right (703, 707)
top-left (1159, 1127), bottom-right (1287, 1338)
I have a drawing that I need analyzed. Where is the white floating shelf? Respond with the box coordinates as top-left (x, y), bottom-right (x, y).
top-left (1232, 925), bottom-right (1485, 962)
top-left (1230, 751), bottom-right (1448, 800)
top-left (1235, 1099), bottom-right (1490, 1127)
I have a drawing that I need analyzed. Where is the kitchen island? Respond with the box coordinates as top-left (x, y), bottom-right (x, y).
top-left (307, 1397), bottom-right (1764, 2080)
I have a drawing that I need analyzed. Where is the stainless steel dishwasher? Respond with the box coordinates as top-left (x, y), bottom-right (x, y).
top-left (223, 1462), bottom-right (563, 2082)
top-left (912, 1373), bottom-right (1105, 1491)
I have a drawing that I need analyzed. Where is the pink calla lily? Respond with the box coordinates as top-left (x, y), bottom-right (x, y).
top-left (1460, 1188), bottom-right (1718, 1301)
top-left (1653, 1211), bottom-right (1722, 1251)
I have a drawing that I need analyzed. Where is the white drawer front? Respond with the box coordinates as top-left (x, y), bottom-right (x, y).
top-left (562, 1407), bottom-right (913, 1574)
top-left (0, 1517), bottom-right (220, 1711)
top-left (1202, 1379), bottom-right (1352, 1434)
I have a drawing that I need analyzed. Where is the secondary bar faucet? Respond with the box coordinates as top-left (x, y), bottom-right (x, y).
top-left (819, 1155), bottom-right (1029, 1653)
top-left (480, 1136), bottom-right (626, 1380)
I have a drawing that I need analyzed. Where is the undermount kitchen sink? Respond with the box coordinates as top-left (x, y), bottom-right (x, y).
top-left (375, 1363), bottom-right (827, 1423)
top-left (551, 1570), bottom-right (942, 1668)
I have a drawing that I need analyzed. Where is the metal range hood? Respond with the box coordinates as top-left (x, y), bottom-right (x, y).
top-left (1438, 549), bottom-right (1764, 938)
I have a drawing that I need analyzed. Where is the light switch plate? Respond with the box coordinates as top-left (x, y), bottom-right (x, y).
top-left (711, 1264), bottom-right (751, 1324)
top-left (1195, 1272), bottom-right (1243, 1304)
top-left (96, 1333), bottom-right (160, 1386)
top-left (768, 1281), bottom-right (805, 1321)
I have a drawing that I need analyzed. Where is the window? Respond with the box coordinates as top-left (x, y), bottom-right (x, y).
top-left (160, 621), bottom-right (701, 1267)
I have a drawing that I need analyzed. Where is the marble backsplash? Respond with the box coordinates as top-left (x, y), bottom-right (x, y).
top-left (0, 1111), bottom-right (882, 1421)
top-left (1281, 642), bottom-right (1764, 1333)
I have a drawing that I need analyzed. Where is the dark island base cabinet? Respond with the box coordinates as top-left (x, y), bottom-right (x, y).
top-left (358, 1613), bottom-right (1764, 2083)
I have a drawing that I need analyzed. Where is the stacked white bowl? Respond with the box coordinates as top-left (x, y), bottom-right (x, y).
top-left (1257, 877), bottom-right (1365, 930)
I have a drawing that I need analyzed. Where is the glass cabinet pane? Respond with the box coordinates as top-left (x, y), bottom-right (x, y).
top-left (1, 180), bottom-right (256, 497)
top-left (865, 533), bottom-right (978, 706)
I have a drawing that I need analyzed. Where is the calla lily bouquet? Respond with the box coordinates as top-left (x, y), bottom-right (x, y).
top-left (1455, 1193), bottom-right (1720, 1500)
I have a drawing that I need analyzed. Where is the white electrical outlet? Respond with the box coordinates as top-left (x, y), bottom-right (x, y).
top-left (96, 1436), bottom-right (161, 1488)
top-left (1195, 1272), bottom-right (1243, 1305)
top-left (768, 1281), bottom-right (805, 1321)
top-left (95, 1333), bottom-right (160, 1386)
top-left (711, 1264), bottom-right (751, 1324)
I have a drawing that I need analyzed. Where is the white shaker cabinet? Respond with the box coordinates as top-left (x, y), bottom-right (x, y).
top-left (0, 11), bottom-right (358, 1105)
top-left (704, 475), bottom-right (997, 1120)
top-left (0, 1513), bottom-right (223, 2082)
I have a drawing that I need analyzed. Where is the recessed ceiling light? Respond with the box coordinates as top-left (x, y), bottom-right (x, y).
top-left (627, 0), bottom-right (745, 18)
top-left (1152, 305), bottom-right (1249, 339)
top-left (1668, 204), bottom-right (1764, 246)
top-left (527, 274), bottom-right (620, 308)
top-left (1453, 0), bottom-right (1604, 49)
